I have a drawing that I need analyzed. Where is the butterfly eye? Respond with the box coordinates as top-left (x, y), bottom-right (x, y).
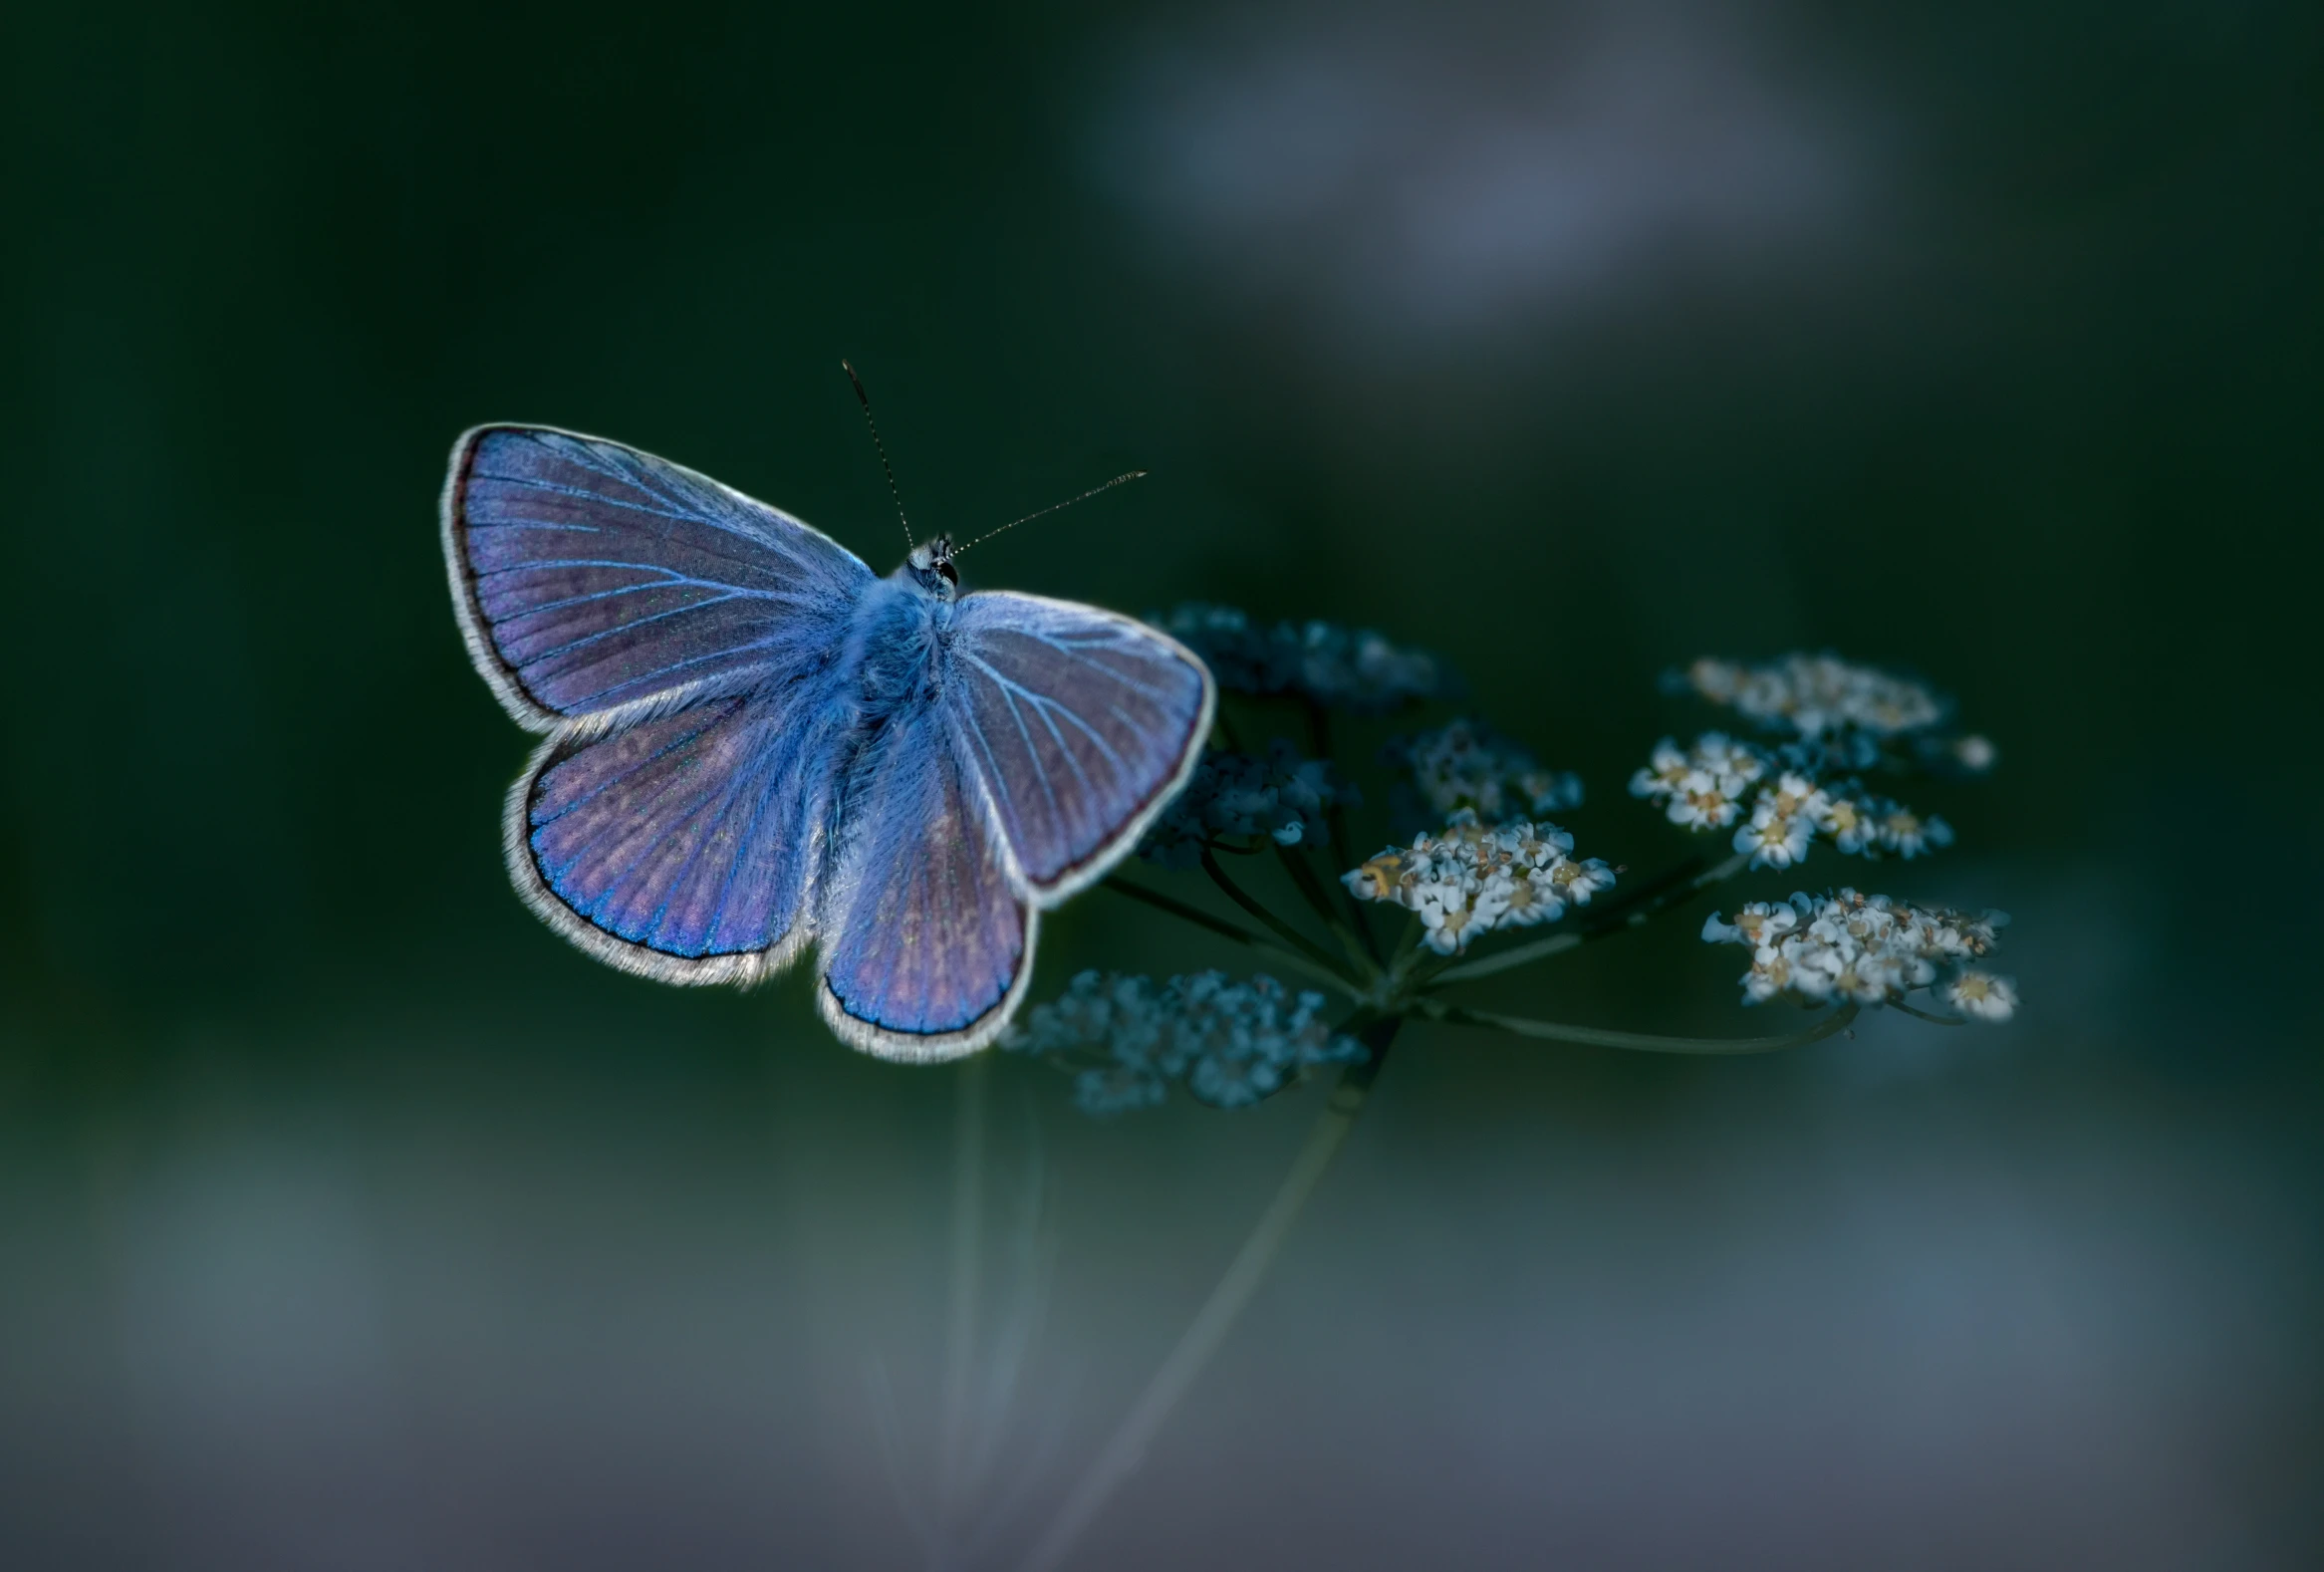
top-left (935, 559), bottom-right (958, 588)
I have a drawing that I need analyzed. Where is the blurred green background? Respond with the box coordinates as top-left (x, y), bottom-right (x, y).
top-left (3, 2), bottom-right (2319, 1567)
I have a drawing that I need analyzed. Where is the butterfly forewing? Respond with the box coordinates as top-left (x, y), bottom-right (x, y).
top-left (945, 592), bottom-right (1214, 897)
top-left (446, 425), bottom-right (872, 727)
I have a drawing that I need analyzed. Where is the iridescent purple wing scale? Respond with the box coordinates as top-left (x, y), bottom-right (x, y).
top-left (817, 703), bottom-right (1035, 1060)
top-left (944, 592), bottom-right (1214, 899)
top-left (444, 425), bottom-right (872, 729)
top-left (508, 678), bottom-right (849, 984)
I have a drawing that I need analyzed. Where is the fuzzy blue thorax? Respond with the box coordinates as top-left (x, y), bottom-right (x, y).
top-left (836, 542), bottom-right (962, 721)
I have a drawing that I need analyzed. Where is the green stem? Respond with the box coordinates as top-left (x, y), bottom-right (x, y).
top-left (1328, 807), bottom-right (1384, 959)
top-left (1273, 843), bottom-right (1377, 979)
top-left (1271, 841), bottom-right (1345, 930)
top-left (1300, 697), bottom-right (1385, 965)
top-left (937, 1054), bottom-right (987, 1530)
top-left (1424, 998), bottom-right (1860, 1055)
top-left (1892, 999), bottom-right (1965, 1026)
top-left (1099, 877), bottom-right (1356, 998)
top-left (1584, 849), bottom-right (1710, 928)
top-left (1586, 849), bottom-right (1752, 937)
top-left (1430, 930), bottom-right (1582, 984)
top-left (1018, 1019), bottom-right (1399, 1572)
top-left (1101, 874), bottom-right (1261, 946)
top-left (1200, 849), bottom-right (1351, 984)
top-left (1429, 848), bottom-right (1756, 988)
top-left (1386, 917), bottom-right (1423, 977)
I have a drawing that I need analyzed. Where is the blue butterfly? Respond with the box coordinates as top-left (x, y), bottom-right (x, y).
top-left (440, 424), bottom-right (1216, 1060)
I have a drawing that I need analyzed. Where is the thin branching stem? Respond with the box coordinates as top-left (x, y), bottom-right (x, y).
top-left (1099, 877), bottom-right (1356, 997)
top-left (1892, 999), bottom-right (1965, 1026)
top-left (1199, 849), bottom-right (1352, 984)
top-left (1099, 874), bottom-right (1261, 945)
top-left (1586, 849), bottom-right (1711, 928)
top-left (1587, 849), bottom-right (1752, 936)
top-left (1430, 848), bottom-right (1756, 986)
top-left (1329, 811), bottom-right (1383, 954)
top-left (1385, 916), bottom-right (1424, 978)
top-left (937, 1055), bottom-right (988, 1539)
top-left (1018, 1020), bottom-right (1400, 1572)
top-left (1429, 930), bottom-right (1583, 984)
top-left (1273, 843), bottom-right (1377, 979)
top-left (1298, 696), bottom-right (1385, 965)
top-left (1424, 998), bottom-right (1861, 1055)
top-left (1272, 839), bottom-right (1345, 931)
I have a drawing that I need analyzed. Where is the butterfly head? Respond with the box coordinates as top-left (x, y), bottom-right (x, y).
top-left (905, 536), bottom-right (960, 600)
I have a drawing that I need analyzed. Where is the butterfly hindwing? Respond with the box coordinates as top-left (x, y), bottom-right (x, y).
top-left (511, 683), bottom-right (850, 984)
top-left (945, 592), bottom-right (1215, 898)
top-left (444, 425), bottom-right (873, 729)
top-left (817, 700), bottom-right (1035, 1061)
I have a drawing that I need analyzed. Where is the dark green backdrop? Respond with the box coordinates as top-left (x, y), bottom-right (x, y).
top-left (4, 3), bottom-right (2318, 1568)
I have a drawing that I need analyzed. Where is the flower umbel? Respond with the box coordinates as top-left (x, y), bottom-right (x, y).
top-left (1001, 621), bottom-right (2019, 1572)
top-left (1027, 628), bottom-right (2012, 1118)
top-left (1678, 653), bottom-right (1945, 740)
top-left (1732, 770), bottom-right (1828, 870)
top-left (1629, 732), bottom-right (1765, 831)
top-left (1702, 888), bottom-right (2013, 1019)
top-left (1001, 969), bottom-right (1364, 1113)
top-left (1633, 731), bottom-right (1954, 872)
top-left (1343, 809), bottom-right (1615, 955)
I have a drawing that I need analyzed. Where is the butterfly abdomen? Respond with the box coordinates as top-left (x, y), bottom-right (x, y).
top-left (817, 572), bottom-right (958, 886)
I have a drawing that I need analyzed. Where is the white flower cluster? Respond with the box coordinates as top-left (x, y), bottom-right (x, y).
top-left (1631, 734), bottom-right (1953, 869)
top-left (1702, 889), bottom-right (2016, 1021)
top-left (1629, 732), bottom-right (1766, 831)
top-left (1680, 654), bottom-right (1946, 739)
top-left (1343, 810), bottom-right (1616, 955)
top-left (1733, 775), bottom-right (1955, 870)
top-left (1001, 970), bottom-right (1364, 1113)
top-left (1394, 718), bottom-right (1584, 824)
top-left (1140, 742), bottom-right (1353, 868)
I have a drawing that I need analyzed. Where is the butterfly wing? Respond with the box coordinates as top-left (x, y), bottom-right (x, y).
top-left (508, 682), bottom-right (851, 984)
top-left (944, 592), bottom-right (1215, 899)
top-left (813, 593), bottom-right (1210, 1059)
top-left (816, 699), bottom-right (1036, 1061)
top-left (443, 425), bottom-right (868, 980)
top-left (442, 424), bottom-right (873, 730)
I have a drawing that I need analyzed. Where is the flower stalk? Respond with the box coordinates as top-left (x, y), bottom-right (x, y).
top-left (1019, 1021), bottom-right (1398, 1572)
top-left (996, 627), bottom-right (2018, 1565)
top-left (1425, 998), bottom-right (1863, 1055)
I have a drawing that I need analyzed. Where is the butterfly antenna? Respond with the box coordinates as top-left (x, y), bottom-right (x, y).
top-left (843, 359), bottom-right (913, 552)
top-left (952, 470), bottom-right (1150, 555)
